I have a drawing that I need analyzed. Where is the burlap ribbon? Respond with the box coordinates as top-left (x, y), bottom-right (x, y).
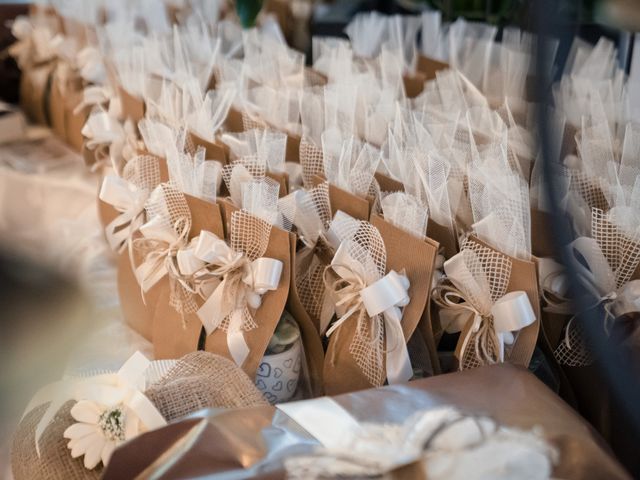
top-left (433, 247), bottom-right (536, 369)
top-left (323, 241), bottom-right (413, 386)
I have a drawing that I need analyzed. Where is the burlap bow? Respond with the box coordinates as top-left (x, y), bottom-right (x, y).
top-left (175, 229), bottom-right (283, 366)
top-left (433, 241), bottom-right (536, 370)
top-left (323, 229), bottom-right (413, 387)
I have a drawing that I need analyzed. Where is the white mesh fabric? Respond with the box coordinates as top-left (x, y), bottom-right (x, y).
top-left (435, 238), bottom-right (513, 370)
top-left (468, 159), bottom-right (531, 260)
top-left (241, 177), bottom-right (281, 227)
top-left (122, 155), bottom-right (162, 193)
top-left (299, 136), bottom-right (325, 188)
top-left (339, 222), bottom-right (388, 387)
top-left (381, 192), bottom-right (427, 239)
top-left (141, 183), bottom-right (197, 315)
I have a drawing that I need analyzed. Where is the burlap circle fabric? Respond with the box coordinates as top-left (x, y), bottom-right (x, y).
top-left (12, 402), bottom-right (103, 480)
top-left (11, 352), bottom-right (267, 479)
top-left (145, 351), bottom-right (268, 421)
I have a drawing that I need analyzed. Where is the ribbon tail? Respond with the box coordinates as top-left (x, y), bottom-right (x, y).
top-left (383, 311), bottom-right (413, 384)
top-left (126, 390), bottom-right (167, 430)
top-left (227, 309), bottom-right (250, 367)
top-left (197, 280), bottom-right (228, 335)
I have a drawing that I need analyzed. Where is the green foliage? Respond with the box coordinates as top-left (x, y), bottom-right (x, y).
top-left (236, 0), bottom-right (264, 28)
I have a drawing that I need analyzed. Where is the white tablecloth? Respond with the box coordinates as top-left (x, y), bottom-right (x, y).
top-left (0, 132), bottom-right (152, 477)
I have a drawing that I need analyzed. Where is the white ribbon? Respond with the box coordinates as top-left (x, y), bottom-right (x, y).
top-left (535, 256), bottom-right (580, 317)
top-left (325, 242), bottom-right (413, 385)
top-left (437, 252), bottom-right (536, 366)
top-left (99, 175), bottom-right (149, 253)
top-left (560, 236), bottom-right (640, 338)
top-left (73, 85), bottom-right (113, 116)
top-left (25, 352), bottom-right (166, 457)
top-left (177, 231), bottom-right (283, 366)
top-left (133, 215), bottom-right (191, 293)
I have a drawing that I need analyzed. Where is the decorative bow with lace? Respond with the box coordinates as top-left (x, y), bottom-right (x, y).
top-left (433, 239), bottom-right (536, 370)
top-left (174, 214), bottom-right (283, 367)
top-left (553, 208), bottom-right (640, 367)
top-left (322, 222), bottom-right (413, 387)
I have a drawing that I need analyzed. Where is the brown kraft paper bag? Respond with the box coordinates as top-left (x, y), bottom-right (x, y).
top-left (196, 199), bottom-right (292, 379)
top-left (97, 156), bottom-right (169, 339)
top-left (287, 231), bottom-right (326, 397)
top-left (311, 174), bottom-right (372, 221)
top-left (152, 196), bottom-right (226, 359)
top-left (20, 61), bottom-right (55, 125)
top-left (323, 216), bottom-right (439, 395)
top-left (458, 235), bottom-right (541, 369)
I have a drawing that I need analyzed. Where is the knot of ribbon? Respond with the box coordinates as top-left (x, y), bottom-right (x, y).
top-left (99, 174), bottom-right (149, 253)
top-left (85, 115), bottom-right (140, 173)
top-left (131, 215), bottom-right (192, 295)
top-left (323, 241), bottom-right (413, 385)
top-left (433, 253), bottom-right (536, 368)
top-left (175, 230), bottom-right (283, 366)
top-left (73, 85), bottom-right (113, 116)
top-left (25, 352), bottom-right (166, 457)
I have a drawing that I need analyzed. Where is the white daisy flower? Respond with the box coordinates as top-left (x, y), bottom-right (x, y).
top-left (63, 400), bottom-right (140, 469)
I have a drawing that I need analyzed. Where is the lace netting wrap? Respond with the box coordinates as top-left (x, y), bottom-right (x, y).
top-left (434, 238), bottom-right (514, 370)
top-left (380, 191), bottom-right (428, 239)
top-left (554, 208), bottom-right (640, 367)
top-left (286, 183), bottom-right (333, 323)
top-left (326, 221), bottom-right (389, 387)
top-left (216, 209), bottom-right (273, 334)
top-left (299, 136), bottom-right (325, 188)
top-left (11, 353), bottom-right (267, 480)
top-left (122, 154), bottom-right (163, 192)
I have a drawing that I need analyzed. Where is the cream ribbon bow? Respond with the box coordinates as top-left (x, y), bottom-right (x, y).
top-left (132, 215), bottom-right (191, 294)
top-left (559, 237), bottom-right (640, 340)
top-left (24, 352), bottom-right (166, 456)
top-left (99, 175), bottom-right (149, 253)
top-left (434, 253), bottom-right (536, 367)
top-left (536, 257), bottom-right (572, 315)
top-left (324, 242), bottom-right (413, 385)
top-left (176, 230), bottom-right (283, 366)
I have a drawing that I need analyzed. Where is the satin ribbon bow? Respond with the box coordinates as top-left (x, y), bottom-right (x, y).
top-left (563, 237), bottom-right (640, 333)
top-left (24, 352), bottom-right (166, 456)
top-left (132, 215), bottom-right (191, 294)
top-left (324, 242), bottom-right (413, 385)
top-left (176, 230), bottom-right (283, 366)
top-left (537, 257), bottom-right (573, 315)
top-left (83, 113), bottom-right (140, 173)
top-left (435, 253), bottom-right (536, 367)
top-left (99, 175), bottom-right (149, 253)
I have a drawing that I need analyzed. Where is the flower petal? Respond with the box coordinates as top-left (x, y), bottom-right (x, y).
top-left (64, 423), bottom-right (99, 440)
top-left (101, 441), bottom-right (116, 466)
top-left (83, 439), bottom-right (104, 470)
top-left (70, 401), bottom-right (101, 424)
top-left (70, 433), bottom-right (102, 458)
